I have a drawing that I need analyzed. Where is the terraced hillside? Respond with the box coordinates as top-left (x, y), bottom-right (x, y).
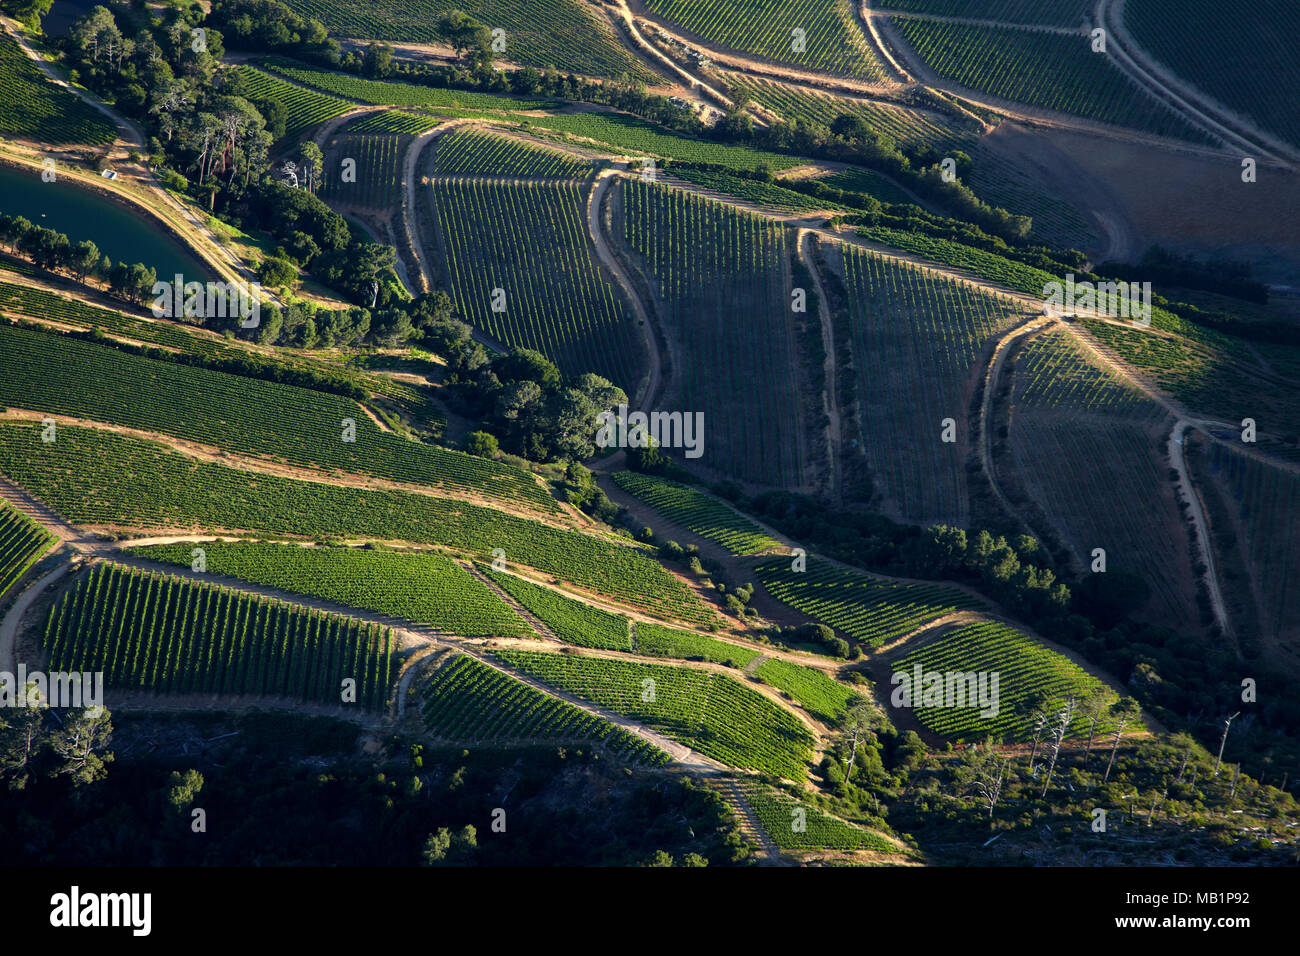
top-left (613, 472), bottom-right (782, 555)
top-left (1190, 441), bottom-right (1300, 656)
top-left (428, 178), bottom-right (645, 391)
top-left (0, 33), bottom-right (117, 145)
top-left (0, 323), bottom-right (555, 515)
top-left (420, 654), bottom-right (669, 763)
top-left (887, 17), bottom-right (1215, 143)
top-left (493, 649), bottom-right (815, 777)
top-left (889, 620), bottom-right (1128, 742)
top-left (0, 423), bottom-right (715, 624)
top-left (1124, 0), bottom-right (1300, 149)
top-left (645, 0), bottom-right (885, 79)
top-left (433, 127), bottom-right (592, 178)
top-left (1003, 330), bottom-right (1199, 629)
top-left (619, 180), bottom-right (812, 488)
top-left (756, 558), bottom-right (982, 648)
top-left (834, 243), bottom-right (1025, 527)
top-left (232, 65), bottom-right (352, 142)
top-left (282, 0), bottom-right (655, 80)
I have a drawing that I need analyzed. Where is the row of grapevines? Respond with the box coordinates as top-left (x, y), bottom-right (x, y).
top-left (612, 472), bottom-right (781, 555)
top-left (740, 782), bottom-right (899, 851)
top-left (644, 0), bottom-right (884, 79)
top-left (518, 111), bottom-right (800, 171)
top-left (633, 622), bottom-right (760, 669)
top-left (754, 657), bottom-right (863, 725)
top-left (480, 565), bottom-right (632, 650)
top-left (839, 243), bottom-right (1024, 527)
top-left (1125, 0), bottom-right (1300, 150)
top-left (259, 57), bottom-right (555, 110)
top-left (320, 134), bottom-right (404, 208)
top-left (889, 18), bottom-right (1214, 143)
top-left (620, 179), bottom-right (808, 486)
top-left (0, 281), bottom-right (432, 411)
top-left (231, 66), bottom-right (351, 142)
top-left (0, 34), bottom-right (117, 145)
top-left (281, 0), bottom-right (656, 80)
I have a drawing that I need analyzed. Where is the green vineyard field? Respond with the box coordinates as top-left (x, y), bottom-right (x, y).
top-left (420, 654), bottom-right (669, 763)
top-left (481, 565), bottom-right (632, 650)
top-left (281, 0), bottom-right (654, 80)
top-left (520, 111), bottom-right (799, 171)
top-left (754, 657), bottom-right (862, 725)
top-left (890, 620), bottom-right (1127, 742)
top-left (0, 34), bottom-right (117, 145)
top-left (433, 127), bottom-right (591, 178)
top-left (493, 649), bottom-right (814, 777)
top-left (742, 783), bottom-right (898, 851)
top-left (621, 180), bottom-right (809, 486)
top-left (1125, 0), bottom-right (1300, 149)
top-left (0, 500), bottom-right (56, 601)
top-left (43, 563), bottom-right (395, 709)
top-left (321, 133), bottom-right (404, 207)
top-left (756, 558), bottom-right (981, 647)
top-left (260, 58), bottom-right (554, 111)
top-left (633, 622), bottom-right (760, 669)
top-left (878, 0), bottom-right (1090, 27)
top-left (128, 542), bottom-right (530, 637)
top-left (0, 423), bottom-right (711, 622)
top-left (232, 66), bottom-right (351, 142)
top-left (612, 472), bottom-right (781, 556)
top-left (645, 0), bottom-right (884, 79)
top-left (0, 282), bottom-right (432, 413)
top-left (429, 178), bottom-right (643, 391)
top-left (890, 18), bottom-right (1213, 143)
top-left (839, 243), bottom-right (1024, 526)
top-left (0, 324), bottom-right (553, 514)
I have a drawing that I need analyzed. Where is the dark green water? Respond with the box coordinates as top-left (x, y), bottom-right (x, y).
top-left (0, 162), bottom-right (211, 280)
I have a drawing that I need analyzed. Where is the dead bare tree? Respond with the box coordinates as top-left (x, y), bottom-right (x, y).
top-left (1040, 696), bottom-right (1079, 799)
top-left (1213, 712), bottom-right (1240, 777)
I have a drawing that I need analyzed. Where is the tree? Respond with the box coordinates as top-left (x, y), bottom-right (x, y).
top-left (299, 141), bottom-right (323, 194)
top-left (1039, 695), bottom-right (1078, 798)
top-left (258, 255), bottom-right (297, 289)
top-left (954, 738), bottom-right (1009, 821)
top-left (1213, 711), bottom-right (1240, 777)
top-left (2, 0), bottom-right (54, 31)
top-left (1020, 690), bottom-right (1051, 773)
top-left (165, 769), bottom-right (204, 814)
top-left (0, 684), bottom-right (46, 791)
top-left (362, 40), bottom-right (393, 77)
top-left (421, 824), bottom-right (477, 865)
top-left (839, 701), bottom-right (878, 785)
top-left (69, 240), bottom-right (100, 282)
top-left (1103, 697), bottom-right (1141, 783)
top-left (49, 707), bottom-right (114, 787)
top-left (465, 431), bottom-right (499, 458)
top-left (1077, 690), bottom-right (1107, 770)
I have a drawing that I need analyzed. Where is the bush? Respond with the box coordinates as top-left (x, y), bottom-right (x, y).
top-left (465, 431), bottom-right (499, 458)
